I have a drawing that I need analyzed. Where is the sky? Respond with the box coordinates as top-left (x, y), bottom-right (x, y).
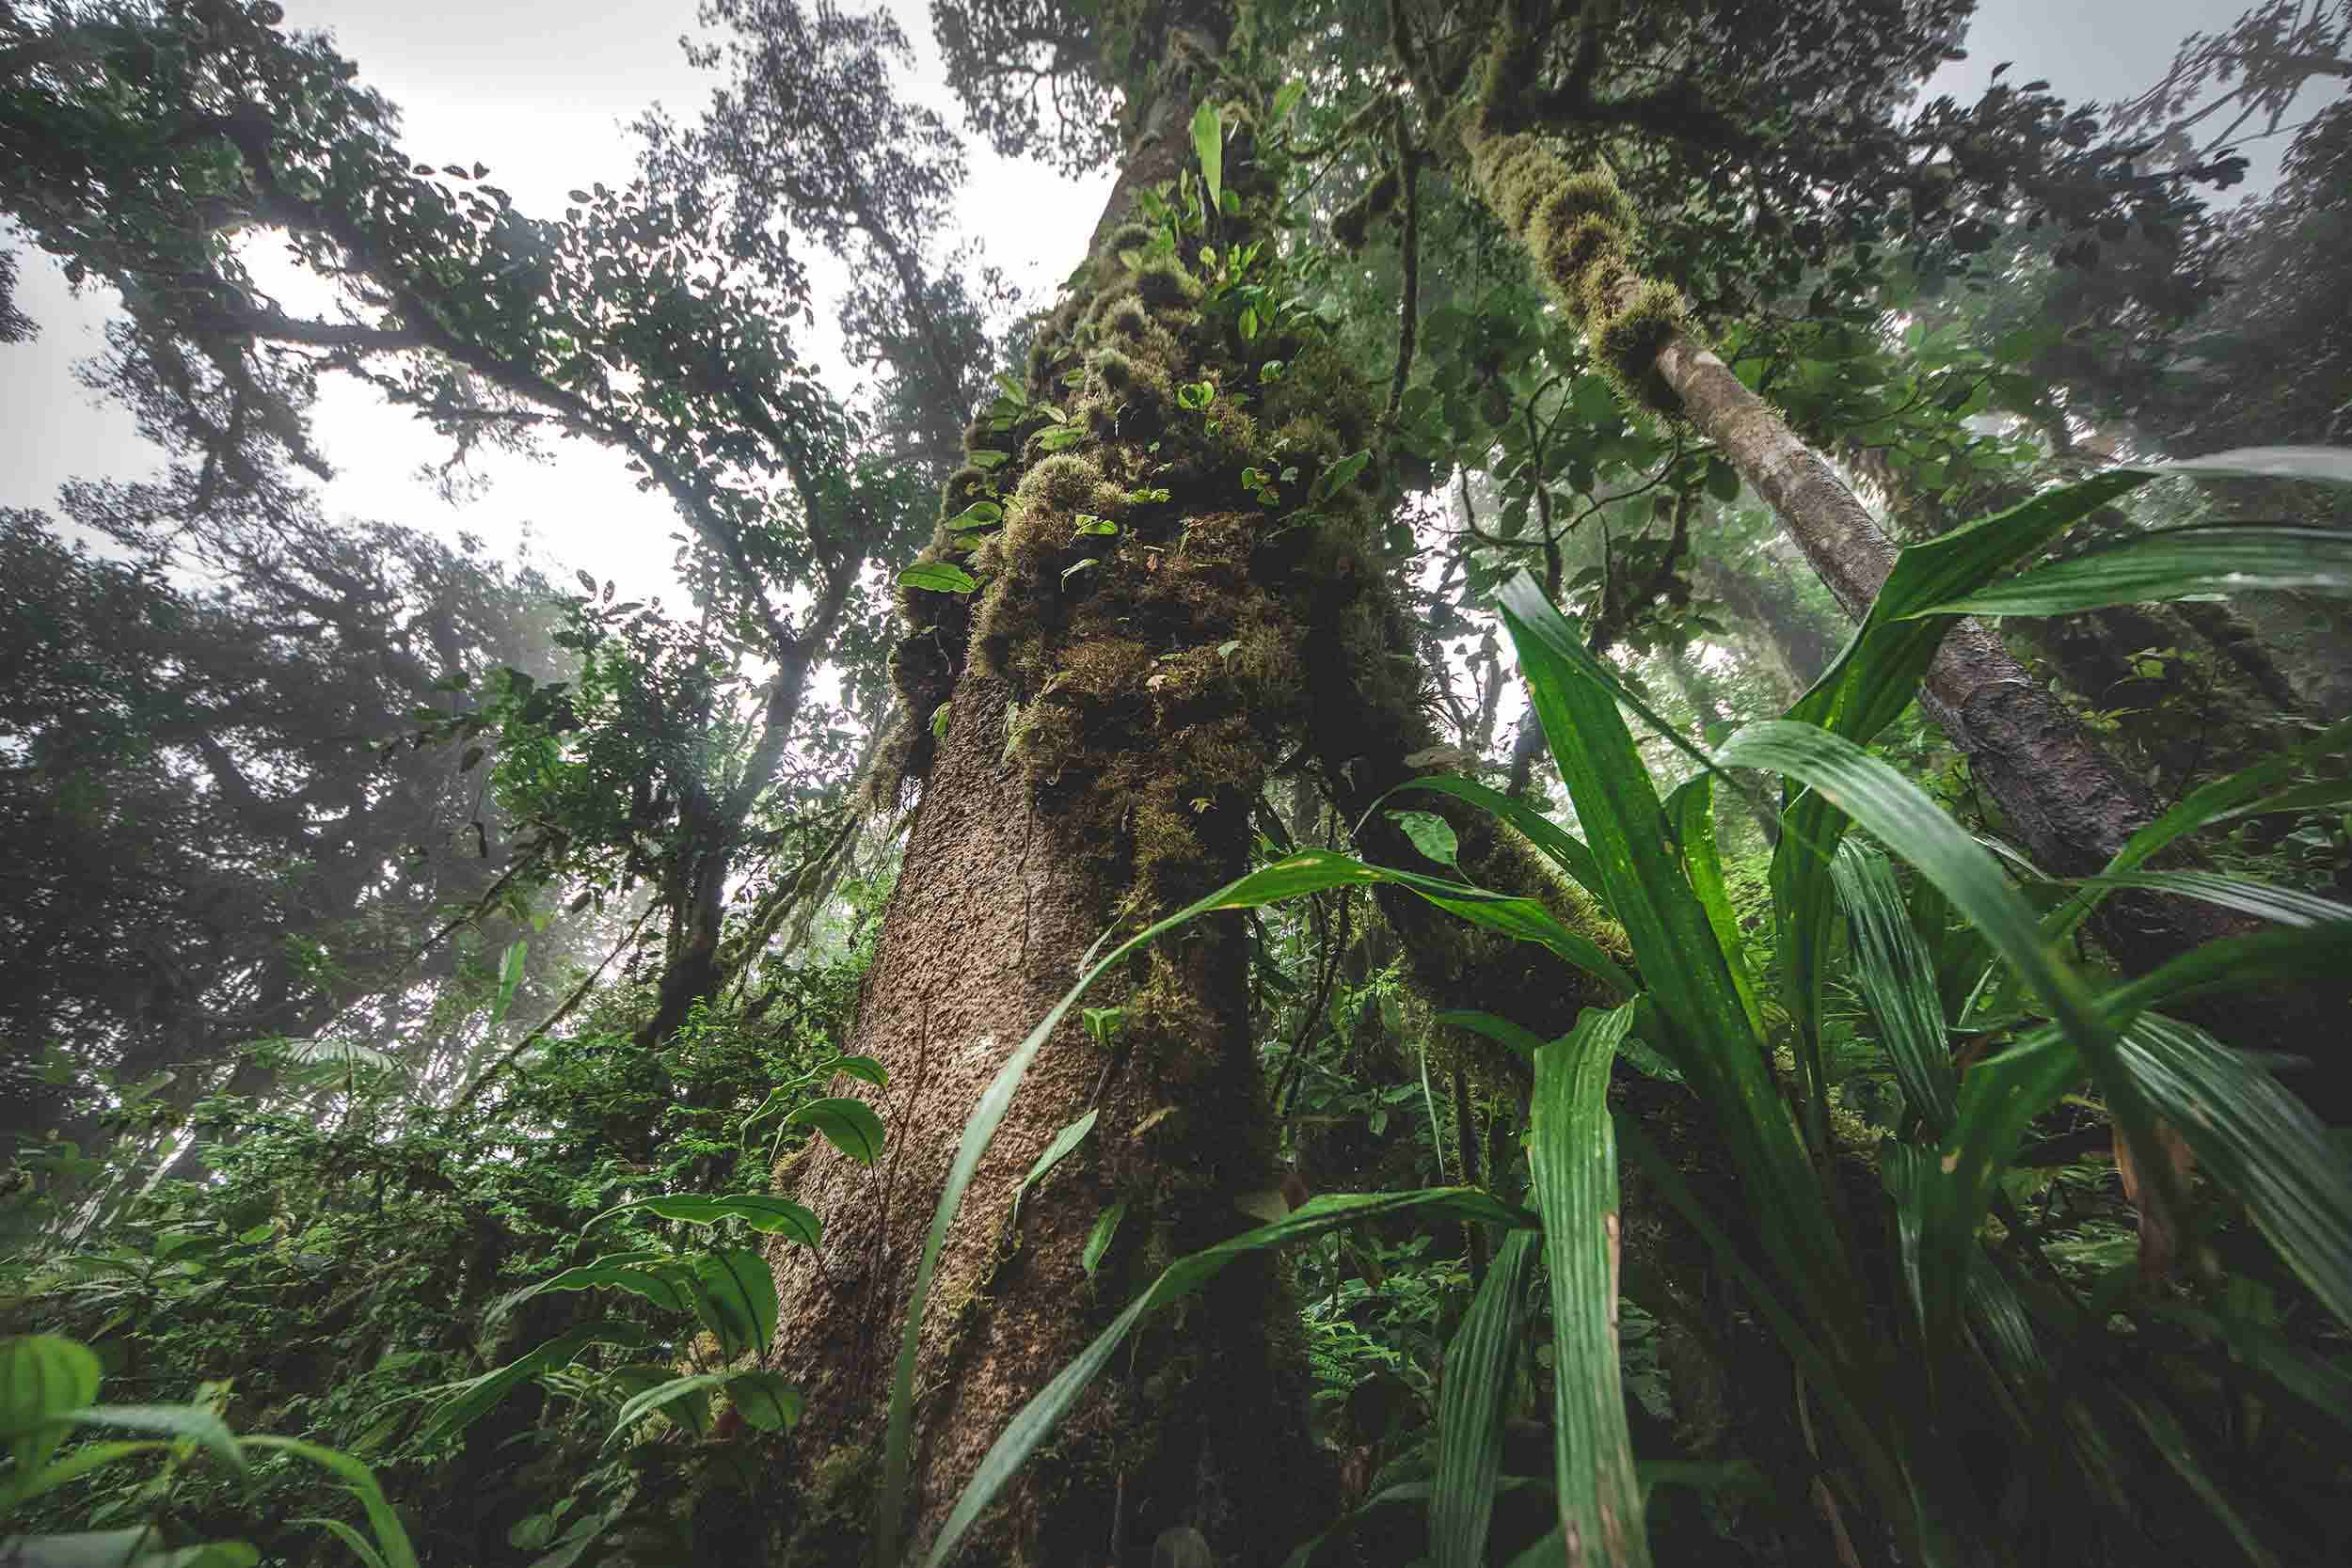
top-left (0, 0), bottom-right (2318, 608)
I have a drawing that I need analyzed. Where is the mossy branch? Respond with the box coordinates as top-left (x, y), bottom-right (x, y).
top-left (1380, 121), bottom-right (1423, 451)
top-left (1461, 117), bottom-right (1688, 417)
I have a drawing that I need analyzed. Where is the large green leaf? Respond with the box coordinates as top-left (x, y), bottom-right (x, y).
top-left (2078, 718), bottom-right (2352, 903)
top-left (241, 1434), bottom-right (419, 1568)
top-left (1496, 575), bottom-right (1842, 1313)
top-left (691, 1250), bottom-right (778, 1359)
top-left (606, 1371), bottom-right (731, 1448)
top-left (489, 939), bottom-right (527, 1031)
top-left (1436, 1009), bottom-right (1551, 1058)
top-left (1915, 1022), bottom-right (2088, 1348)
top-left (1528, 1004), bottom-right (1647, 1567)
top-left (1910, 525), bottom-right (2352, 618)
top-left (1788, 470), bottom-right (2148, 742)
top-left (0, 1530), bottom-right (255, 1568)
top-left (292, 1515), bottom-right (390, 1568)
top-left (66, 1404), bottom-right (244, 1477)
top-left (2122, 1014), bottom-right (2352, 1330)
top-left (1192, 102), bottom-right (1223, 214)
top-left (918, 1189), bottom-right (1524, 1568)
top-left (1714, 720), bottom-right (2173, 1259)
top-left (1665, 775), bottom-right (1763, 1039)
top-left (897, 561), bottom-right (977, 594)
top-left (724, 1370), bottom-right (804, 1433)
top-left (0, 1440), bottom-right (175, 1514)
top-left (2147, 445), bottom-right (2352, 485)
top-left (1431, 1230), bottom-right (1538, 1568)
top-left (490, 1250), bottom-right (695, 1320)
top-left (786, 1097), bottom-right (886, 1164)
top-left (2096, 917), bottom-right (2352, 1019)
top-left (1764, 473), bottom-right (2153, 1080)
top-left (586, 1194), bottom-right (821, 1247)
top-left (2061, 869), bottom-right (2352, 929)
top-left (415, 1323), bottom-right (654, 1448)
top-left (2, 1334), bottom-right (102, 1476)
top-left (1830, 841), bottom-right (1957, 1132)
top-left (1009, 1109), bottom-right (1097, 1230)
top-left (1390, 772), bottom-right (1609, 906)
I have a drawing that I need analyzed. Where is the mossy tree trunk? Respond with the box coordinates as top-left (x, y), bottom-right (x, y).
top-left (761, 69), bottom-right (1368, 1565)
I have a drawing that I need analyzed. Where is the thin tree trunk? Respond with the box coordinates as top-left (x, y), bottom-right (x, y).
top-left (1692, 552), bottom-right (1839, 696)
top-left (766, 668), bottom-right (1317, 1563)
top-left (1652, 337), bottom-right (2350, 1117)
top-left (1664, 643), bottom-right (1780, 843)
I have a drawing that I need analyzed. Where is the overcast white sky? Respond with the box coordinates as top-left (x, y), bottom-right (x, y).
top-left (0, 0), bottom-right (2312, 605)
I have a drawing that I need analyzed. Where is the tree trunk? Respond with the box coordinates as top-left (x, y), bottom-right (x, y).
top-left (1692, 551), bottom-right (1839, 697)
top-left (761, 61), bottom-right (1348, 1562)
top-left (2230, 589), bottom-right (2352, 718)
top-left (765, 665), bottom-right (1320, 1564)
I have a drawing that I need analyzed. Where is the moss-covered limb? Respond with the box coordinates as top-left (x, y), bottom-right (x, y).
top-left (1457, 114), bottom-right (1689, 417)
top-left (1445, 24), bottom-right (2261, 1018)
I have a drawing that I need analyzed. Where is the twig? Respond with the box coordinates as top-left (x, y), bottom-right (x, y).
top-left (446, 899), bottom-right (657, 1117)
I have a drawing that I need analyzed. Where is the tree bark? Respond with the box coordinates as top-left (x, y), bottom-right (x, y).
top-left (765, 668), bottom-right (1318, 1564)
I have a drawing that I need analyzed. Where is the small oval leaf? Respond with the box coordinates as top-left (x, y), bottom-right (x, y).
top-left (898, 562), bottom-right (978, 594)
top-left (785, 1097), bottom-right (886, 1164)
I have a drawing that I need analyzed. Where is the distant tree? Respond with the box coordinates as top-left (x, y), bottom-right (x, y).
top-left (0, 0), bottom-right (962, 1055)
top-left (0, 496), bottom-right (564, 1156)
top-left (644, 0), bottom-right (1018, 483)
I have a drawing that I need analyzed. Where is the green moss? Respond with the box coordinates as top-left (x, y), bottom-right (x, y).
top-left (1025, 333), bottom-right (1071, 388)
top-left (1535, 216), bottom-right (1629, 312)
top-left (1057, 636), bottom-right (1157, 701)
top-left (1474, 135), bottom-right (1558, 233)
top-left (1016, 452), bottom-right (1107, 512)
top-left (1197, 405), bottom-right (1266, 477)
top-left (1096, 220), bottom-right (1156, 260)
top-left (1532, 169), bottom-right (1637, 240)
top-left (1595, 280), bottom-right (1691, 418)
top-left (940, 465), bottom-right (991, 517)
top-left (1099, 294), bottom-right (1154, 341)
top-left (1130, 258), bottom-right (1204, 309)
top-left (968, 578), bottom-right (1015, 676)
top-left (1089, 344), bottom-right (1173, 417)
top-left (1464, 126), bottom-right (1690, 419)
top-left (780, 1440), bottom-right (878, 1568)
top-left (1260, 341), bottom-right (1374, 459)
